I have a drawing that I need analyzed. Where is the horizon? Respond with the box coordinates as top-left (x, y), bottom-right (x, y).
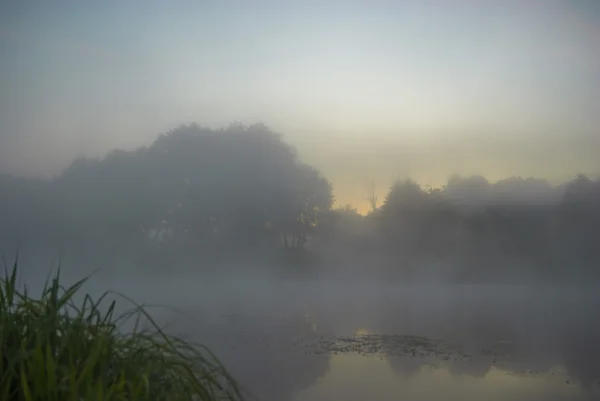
top-left (1, 121), bottom-right (598, 215)
top-left (1, 0), bottom-right (599, 212)
top-left (2, 3), bottom-right (600, 398)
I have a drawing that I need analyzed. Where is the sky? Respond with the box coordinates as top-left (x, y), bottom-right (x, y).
top-left (1, 0), bottom-right (599, 211)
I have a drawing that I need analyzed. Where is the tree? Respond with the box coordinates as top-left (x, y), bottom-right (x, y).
top-left (555, 175), bottom-right (600, 274)
top-left (39, 123), bottom-right (334, 268)
top-left (364, 180), bottom-right (379, 213)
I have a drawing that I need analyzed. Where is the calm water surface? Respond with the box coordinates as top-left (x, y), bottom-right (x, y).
top-left (152, 281), bottom-right (600, 401)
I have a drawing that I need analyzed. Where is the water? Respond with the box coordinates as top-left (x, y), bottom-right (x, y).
top-left (151, 281), bottom-right (600, 401)
top-left (295, 354), bottom-right (589, 401)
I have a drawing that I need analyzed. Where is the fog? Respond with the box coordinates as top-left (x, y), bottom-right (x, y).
top-left (2, 122), bottom-right (600, 400)
top-left (2, 1), bottom-right (600, 400)
top-left (9, 250), bottom-right (600, 400)
top-left (3, 123), bottom-right (600, 283)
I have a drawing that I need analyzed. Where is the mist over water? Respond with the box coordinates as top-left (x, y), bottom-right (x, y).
top-left (3, 1), bottom-right (600, 400)
top-left (8, 248), bottom-right (600, 401)
top-left (2, 122), bottom-right (600, 401)
top-left (152, 279), bottom-right (600, 401)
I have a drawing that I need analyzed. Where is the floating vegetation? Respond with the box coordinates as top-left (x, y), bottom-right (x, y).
top-left (304, 333), bottom-right (472, 360)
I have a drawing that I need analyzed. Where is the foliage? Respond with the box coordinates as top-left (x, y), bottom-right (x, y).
top-left (0, 123), bottom-right (335, 270)
top-left (0, 257), bottom-right (245, 401)
top-left (0, 122), bottom-right (599, 281)
top-left (375, 174), bottom-right (600, 280)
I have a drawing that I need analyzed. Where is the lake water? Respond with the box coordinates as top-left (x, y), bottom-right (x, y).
top-left (150, 280), bottom-right (600, 401)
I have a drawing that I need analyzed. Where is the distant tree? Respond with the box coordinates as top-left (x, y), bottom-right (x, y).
top-left (443, 175), bottom-right (491, 207)
top-left (364, 180), bottom-right (379, 213)
top-left (555, 175), bottom-right (600, 273)
top-left (3, 122), bottom-right (600, 282)
top-left (45, 123), bottom-right (334, 267)
top-left (269, 163), bottom-right (333, 249)
top-left (378, 179), bottom-right (437, 271)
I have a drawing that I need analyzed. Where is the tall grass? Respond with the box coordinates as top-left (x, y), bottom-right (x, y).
top-left (0, 257), bottom-right (245, 401)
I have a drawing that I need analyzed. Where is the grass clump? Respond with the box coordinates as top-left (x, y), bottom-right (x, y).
top-left (0, 257), bottom-right (245, 401)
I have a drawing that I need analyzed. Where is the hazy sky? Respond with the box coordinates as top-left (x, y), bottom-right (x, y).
top-left (1, 0), bottom-right (599, 210)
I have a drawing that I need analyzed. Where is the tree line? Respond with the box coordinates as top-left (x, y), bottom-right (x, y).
top-left (0, 123), bottom-right (598, 282)
top-left (322, 174), bottom-right (600, 282)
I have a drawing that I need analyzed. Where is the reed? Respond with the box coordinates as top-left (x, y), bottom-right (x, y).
top-left (0, 257), bottom-right (244, 401)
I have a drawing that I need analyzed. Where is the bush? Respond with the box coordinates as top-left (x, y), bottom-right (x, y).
top-left (0, 257), bottom-right (245, 401)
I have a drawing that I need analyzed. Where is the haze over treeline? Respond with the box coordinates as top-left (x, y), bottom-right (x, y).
top-left (1, 123), bottom-right (598, 283)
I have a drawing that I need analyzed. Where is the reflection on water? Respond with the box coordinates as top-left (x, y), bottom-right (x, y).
top-left (295, 354), bottom-right (596, 401)
top-left (158, 284), bottom-right (600, 401)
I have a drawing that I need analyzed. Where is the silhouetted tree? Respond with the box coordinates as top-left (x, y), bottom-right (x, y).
top-left (1, 124), bottom-right (599, 281)
top-left (25, 123), bottom-right (334, 269)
